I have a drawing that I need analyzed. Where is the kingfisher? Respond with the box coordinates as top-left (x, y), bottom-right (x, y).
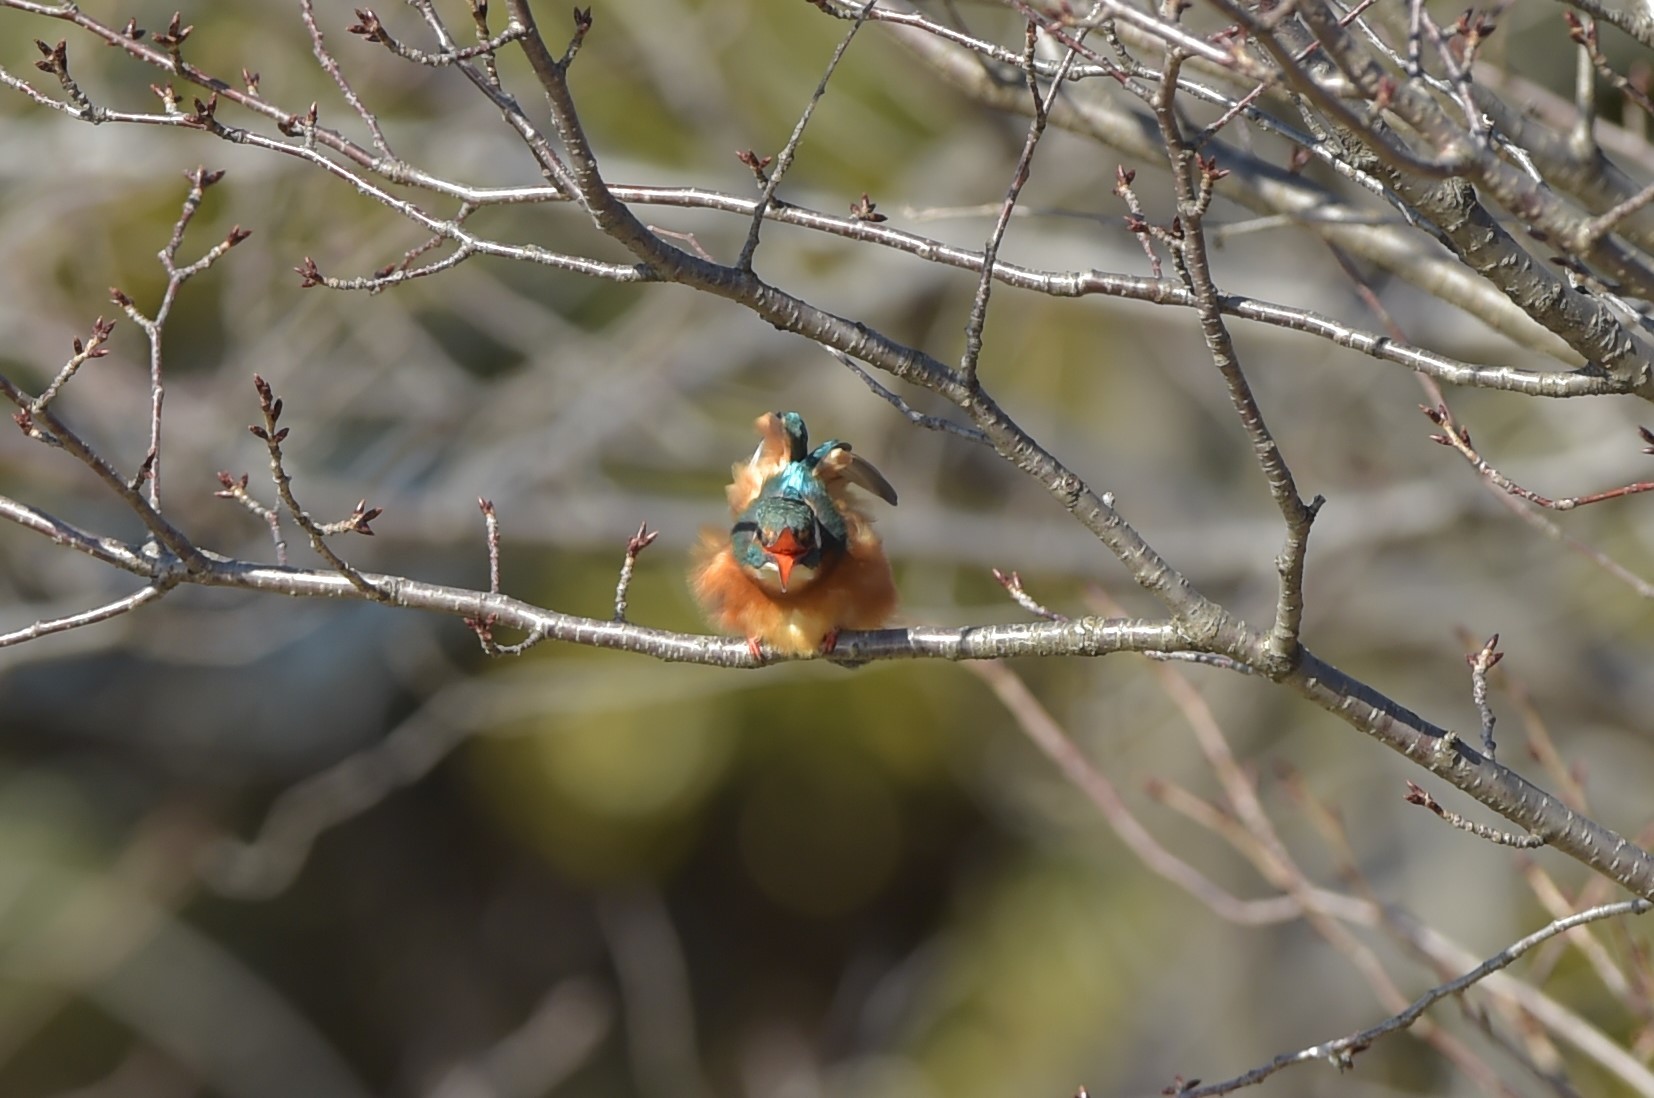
top-left (690, 411), bottom-right (899, 658)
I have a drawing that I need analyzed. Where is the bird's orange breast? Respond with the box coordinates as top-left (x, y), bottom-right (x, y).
top-left (689, 519), bottom-right (897, 656)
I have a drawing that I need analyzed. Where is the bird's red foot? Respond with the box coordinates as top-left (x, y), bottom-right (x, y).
top-left (745, 636), bottom-right (766, 663)
top-left (820, 629), bottom-right (840, 655)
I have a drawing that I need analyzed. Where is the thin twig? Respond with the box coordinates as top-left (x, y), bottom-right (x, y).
top-left (347, 6), bottom-right (527, 72)
top-left (1, 371), bottom-right (205, 570)
top-left (463, 498), bottom-right (541, 656)
top-left (1112, 167), bottom-right (1167, 277)
top-left (1580, 181), bottom-right (1654, 244)
top-left (613, 522), bottom-right (658, 622)
top-left (30, 316), bottom-right (115, 411)
top-left (992, 568), bottom-right (1068, 621)
top-left (1405, 781), bottom-right (1546, 849)
top-left (959, 18), bottom-right (1084, 386)
top-left (1523, 862), bottom-right (1645, 1013)
top-left (1467, 633), bottom-right (1502, 760)
top-left (0, 582), bottom-right (173, 648)
top-left (303, 0), bottom-right (391, 154)
top-left (1424, 405), bottom-right (1654, 511)
top-left (465, 0), bottom-right (503, 86)
top-left (735, 0), bottom-right (873, 271)
top-left (247, 374), bottom-right (385, 598)
top-left (214, 471), bottom-right (287, 563)
top-left (818, 343), bottom-right (991, 443)
top-left (480, 498), bottom-right (501, 595)
top-left (104, 167), bottom-right (250, 512)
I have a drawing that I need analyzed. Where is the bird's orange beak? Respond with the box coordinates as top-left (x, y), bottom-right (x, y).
top-left (765, 526), bottom-right (807, 592)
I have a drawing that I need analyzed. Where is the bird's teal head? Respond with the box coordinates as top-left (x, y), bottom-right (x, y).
top-left (732, 492), bottom-right (844, 593)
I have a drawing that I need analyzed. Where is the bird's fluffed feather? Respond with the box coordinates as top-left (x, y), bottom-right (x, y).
top-left (724, 412), bottom-right (794, 515)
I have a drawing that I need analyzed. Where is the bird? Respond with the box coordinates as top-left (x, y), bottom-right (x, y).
top-left (690, 411), bottom-right (898, 658)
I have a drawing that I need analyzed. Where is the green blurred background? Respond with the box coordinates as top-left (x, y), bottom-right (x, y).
top-left (2, 1), bottom-right (1653, 1096)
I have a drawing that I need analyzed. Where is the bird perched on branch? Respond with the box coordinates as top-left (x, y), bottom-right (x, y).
top-left (690, 411), bottom-right (899, 658)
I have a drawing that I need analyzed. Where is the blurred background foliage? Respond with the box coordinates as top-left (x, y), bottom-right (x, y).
top-left (1, 1), bottom-right (1653, 1096)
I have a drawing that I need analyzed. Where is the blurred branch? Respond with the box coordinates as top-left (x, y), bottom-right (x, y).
top-left (427, 979), bottom-right (613, 1098)
top-left (0, 829), bottom-right (373, 1098)
top-left (1182, 900), bottom-right (1654, 1096)
top-left (597, 889), bottom-right (712, 1098)
top-left (972, 659), bottom-right (1307, 925)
